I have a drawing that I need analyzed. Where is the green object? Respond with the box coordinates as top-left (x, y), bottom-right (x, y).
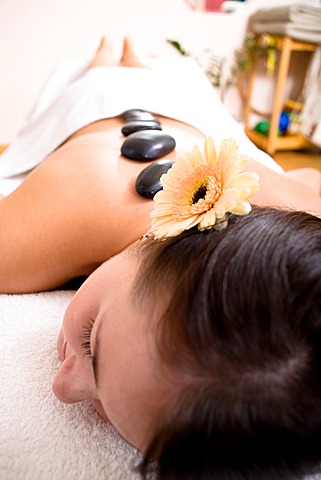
top-left (166, 40), bottom-right (189, 57)
top-left (254, 120), bottom-right (283, 137)
top-left (254, 120), bottom-right (270, 136)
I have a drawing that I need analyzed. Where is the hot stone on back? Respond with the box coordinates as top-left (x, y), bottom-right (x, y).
top-left (121, 120), bottom-right (162, 137)
top-left (121, 130), bottom-right (176, 161)
top-left (122, 109), bottom-right (156, 122)
top-left (136, 160), bottom-right (174, 199)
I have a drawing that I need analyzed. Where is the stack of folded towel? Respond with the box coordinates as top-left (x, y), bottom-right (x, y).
top-left (249, 2), bottom-right (321, 44)
top-left (301, 45), bottom-right (321, 148)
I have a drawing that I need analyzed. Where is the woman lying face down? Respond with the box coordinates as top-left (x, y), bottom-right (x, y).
top-left (53, 138), bottom-right (321, 479)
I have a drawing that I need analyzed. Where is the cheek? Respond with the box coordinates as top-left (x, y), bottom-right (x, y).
top-left (97, 353), bottom-right (165, 450)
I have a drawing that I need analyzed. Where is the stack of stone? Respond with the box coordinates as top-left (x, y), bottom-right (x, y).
top-left (120, 109), bottom-right (175, 199)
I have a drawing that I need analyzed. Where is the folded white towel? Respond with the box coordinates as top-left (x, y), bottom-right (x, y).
top-left (249, 2), bottom-right (321, 43)
top-left (301, 46), bottom-right (321, 147)
top-left (250, 3), bottom-right (321, 26)
top-left (250, 23), bottom-right (321, 43)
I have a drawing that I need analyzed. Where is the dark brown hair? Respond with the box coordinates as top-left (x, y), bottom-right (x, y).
top-left (136, 206), bottom-right (321, 480)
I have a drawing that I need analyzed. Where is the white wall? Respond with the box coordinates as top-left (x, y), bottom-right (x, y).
top-left (0, 0), bottom-right (252, 144)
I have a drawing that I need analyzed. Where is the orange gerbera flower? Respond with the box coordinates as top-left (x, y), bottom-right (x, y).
top-left (150, 137), bottom-right (260, 239)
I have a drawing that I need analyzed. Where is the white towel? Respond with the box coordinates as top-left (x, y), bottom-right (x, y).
top-left (250, 3), bottom-right (321, 26)
top-left (249, 2), bottom-right (321, 43)
top-left (1, 290), bottom-right (321, 479)
top-left (0, 291), bottom-right (142, 480)
top-left (301, 46), bottom-right (321, 147)
top-left (0, 55), bottom-right (283, 194)
top-left (250, 23), bottom-right (321, 44)
top-left (0, 57), bottom-right (223, 178)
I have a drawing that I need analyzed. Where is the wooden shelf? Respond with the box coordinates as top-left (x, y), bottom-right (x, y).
top-left (244, 35), bottom-right (317, 155)
top-left (245, 129), bottom-right (313, 153)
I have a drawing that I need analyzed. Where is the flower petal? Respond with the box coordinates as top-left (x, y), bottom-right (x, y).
top-left (150, 137), bottom-right (260, 238)
top-left (230, 172), bottom-right (260, 196)
top-left (231, 198), bottom-right (253, 215)
top-left (199, 208), bottom-right (216, 230)
top-left (204, 137), bottom-right (218, 166)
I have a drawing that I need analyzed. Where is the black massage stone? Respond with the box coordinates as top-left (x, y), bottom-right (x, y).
top-left (121, 120), bottom-right (162, 137)
top-left (122, 109), bottom-right (156, 122)
top-left (136, 160), bottom-right (174, 199)
top-left (121, 130), bottom-right (176, 161)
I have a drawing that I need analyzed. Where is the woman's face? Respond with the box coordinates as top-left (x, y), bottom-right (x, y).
top-left (52, 249), bottom-right (172, 450)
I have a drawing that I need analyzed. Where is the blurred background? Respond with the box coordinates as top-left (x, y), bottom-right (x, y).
top-left (0, 0), bottom-right (251, 144)
top-left (1, 0), bottom-right (320, 174)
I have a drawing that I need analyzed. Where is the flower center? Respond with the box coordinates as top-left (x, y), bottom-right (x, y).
top-left (172, 172), bottom-right (223, 220)
top-left (191, 183), bottom-right (208, 205)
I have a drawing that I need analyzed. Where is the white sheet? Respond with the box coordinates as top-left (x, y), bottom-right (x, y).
top-left (0, 55), bottom-right (283, 195)
top-left (0, 291), bottom-right (142, 479)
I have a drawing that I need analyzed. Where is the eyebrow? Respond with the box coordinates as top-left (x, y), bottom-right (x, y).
top-left (92, 319), bottom-right (102, 387)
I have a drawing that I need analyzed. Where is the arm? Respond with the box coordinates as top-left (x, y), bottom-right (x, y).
top-left (248, 157), bottom-right (321, 218)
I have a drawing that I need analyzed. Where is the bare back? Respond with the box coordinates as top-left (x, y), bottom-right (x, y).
top-left (1, 113), bottom-right (321, 293)
top-left (0, 116), bottom-right (204, 292)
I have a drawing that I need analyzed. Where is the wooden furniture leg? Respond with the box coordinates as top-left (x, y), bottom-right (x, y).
top-left (267, 36), bottom-right (292, 155)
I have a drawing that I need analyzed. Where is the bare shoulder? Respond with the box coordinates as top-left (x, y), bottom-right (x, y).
top-left (248, 157), bottom-right (321, 218)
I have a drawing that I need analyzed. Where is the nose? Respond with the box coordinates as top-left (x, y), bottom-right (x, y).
top-left (52, 352), bottom-right (97, 404)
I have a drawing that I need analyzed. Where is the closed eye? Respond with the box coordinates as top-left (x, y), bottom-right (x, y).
top-left (80, 317), bottom-right (96, 359)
